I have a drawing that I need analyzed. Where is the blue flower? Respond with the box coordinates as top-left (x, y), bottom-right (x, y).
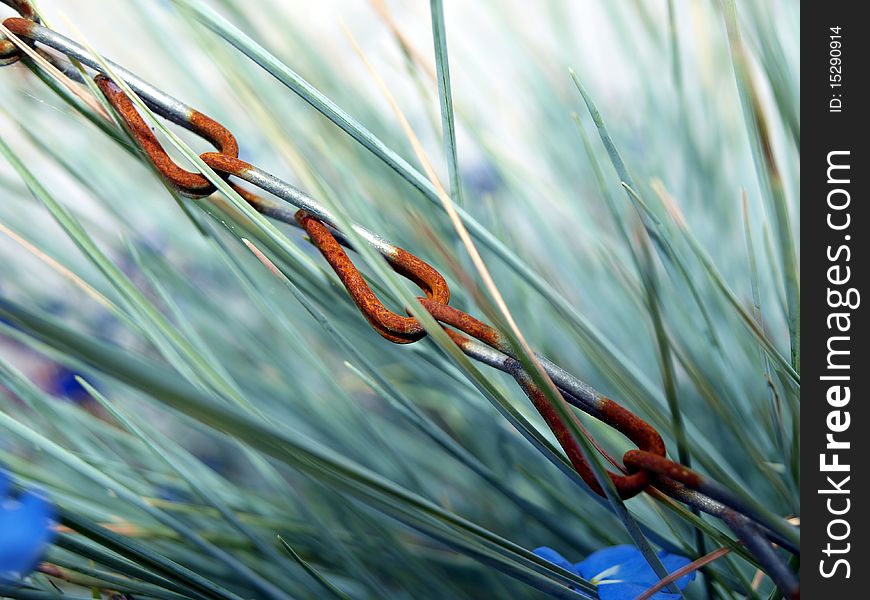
top-left (533, 544), bottom-right (696, 600)
top-left (49, 365), bottom-right (91, 403)
top-left (0, 468), bottom-right (56, 583)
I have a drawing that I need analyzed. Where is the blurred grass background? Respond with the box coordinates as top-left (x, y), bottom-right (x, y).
top-left (0, 0), bottom-right (798, 597)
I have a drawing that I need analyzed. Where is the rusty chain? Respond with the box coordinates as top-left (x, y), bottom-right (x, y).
top-left (1, 3), bottom-right (799, 597)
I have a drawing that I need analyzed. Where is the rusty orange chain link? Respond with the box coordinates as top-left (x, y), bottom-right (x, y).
top-left (296, 210), bottom-right (666, 499)
top-left (0, 3), bottom-right (798, 597)
top-left (0, 0), bottom-right (36, 65)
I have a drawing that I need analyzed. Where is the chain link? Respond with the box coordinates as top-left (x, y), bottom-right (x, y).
top-left (0, 6), bottom-right (799, 597)
top-left (0, 1), bottom-right (37, 65)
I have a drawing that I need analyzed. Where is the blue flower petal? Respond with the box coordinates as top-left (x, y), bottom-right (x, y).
top-left (608, 550), bottom-right (694, 588)
top-left (655, 551), bottom-right (696, 589)
top-left (532, 546), bottom-right (580, 575)
top-left (534, 543), bottom-right (696, 598)
top-left (50, 366), bottom-right (91, 404)
top-left (598, 581), bottom-right (683, 600)
top-left (0, 489), bottom-right (56, 581)
top-left (576, 545), bottom-right (642, 581)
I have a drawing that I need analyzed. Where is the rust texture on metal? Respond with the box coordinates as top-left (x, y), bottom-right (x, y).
top-left (388, 248), bottom-right (451, 308)
top-left (623, 449), bottom-right (704, 489)
top-left (296, 210), bottom-right (449, 344)
top-left (298, 212), bottom-right (667, 500)
top-left (1, 7), bottom-right (40, 65)
top-left (417, 297), bottom-right (502, 348)
top-left (598, 399), bottom-right (667, 461)
top-left (199, 151), bottom-right (252, 178)
top-left (94, 75), bottom-right (238, 197)
top-left (513, 369), bottom-right (654, 498)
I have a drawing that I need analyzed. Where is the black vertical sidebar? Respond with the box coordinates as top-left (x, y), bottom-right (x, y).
top-left (802, 3), bottom-right (867, 598)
